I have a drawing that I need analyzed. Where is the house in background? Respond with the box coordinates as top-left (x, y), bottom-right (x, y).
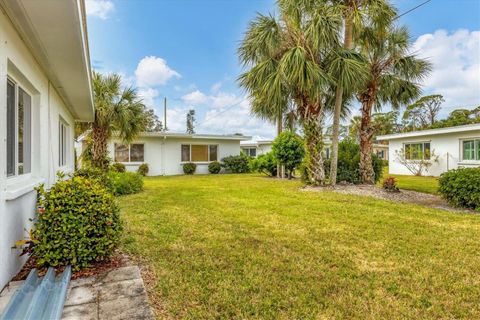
top-left (377, 123), bottom-right (480, 176)
top-left (0, 0), bottom-right (93, 290)
top-left (76, 132), bottom-right (250, 176)
top-left (373, 143), bottom-right (389, 161)
top-left (240, 136), bottom-right (273, 158)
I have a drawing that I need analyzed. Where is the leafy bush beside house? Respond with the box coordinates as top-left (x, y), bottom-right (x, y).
top-left (250, 152), bottom-right (277, 177)
top-left (183, 162), bottom-right (197, 175)
top-left (208, 161), bottom-right (221, 174)
top-left (221, 154), bottom-right (250, 173)
top-left (32, 176), bottom-right (122, 269)
top-left (108, 171), bottom-right (144, 196)
top-left (137, 163), bottom-right (149, 176)
top-left (439, 168), bottom-right (480, 211)
top-left (111, 162), bottom-right (126, 172)
top-left (272, 131), bottom-right (305, 178)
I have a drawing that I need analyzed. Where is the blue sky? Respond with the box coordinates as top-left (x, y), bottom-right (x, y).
top-left (86, 0), bottom-right (480, 138)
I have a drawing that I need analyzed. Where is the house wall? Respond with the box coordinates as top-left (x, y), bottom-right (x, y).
top-left (387, 130), bottom-right (480, 176)
top-left (240, 143), bottom-right (272, 158)
top-left (0, 10), bottom-right (76, 289)
top-left (108, 137), bottom-right (242, 176)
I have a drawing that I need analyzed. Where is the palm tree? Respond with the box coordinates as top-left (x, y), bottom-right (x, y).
top-left (89, 71), bottom-right (148, 169)
top-left (239, 0), bottom-right (366, 185)
top-left (329, 0), bottom-right (396, 185)
top-left (356, 25), bottom-right (431, 183)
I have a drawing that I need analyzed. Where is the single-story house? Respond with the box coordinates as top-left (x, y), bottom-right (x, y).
top-left (377, 123), bottom-right (480, 176)
top-left (76, 132), bottom-right (250, 176)
top-left (0, 0), bottom-right (93, 290)
top-left (373, 143), bottom-right (389, 161)
top-left (240, 136), bottom-right (273, 158)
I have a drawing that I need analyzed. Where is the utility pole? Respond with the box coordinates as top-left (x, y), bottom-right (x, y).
top-left (164, 97), bottom-right (168, 131)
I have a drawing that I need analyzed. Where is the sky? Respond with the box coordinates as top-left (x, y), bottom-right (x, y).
top-left (85, 0), bottom-right (480, 138)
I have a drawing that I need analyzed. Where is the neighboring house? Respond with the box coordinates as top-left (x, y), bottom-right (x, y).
top-left (78, 132), bottom-right (250, 175)
top-left (240, 136), bottom-right (273, 158)
top-left (377, 123), bottom-right (480, 176)
top-left (373, 143), bottom-right (389, 161)
top-left (0, 0), bottom-right (93, 290)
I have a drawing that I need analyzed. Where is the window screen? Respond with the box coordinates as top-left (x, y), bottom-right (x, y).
top-left (115, 144), bottom-right (129, 162)
top-left (130, 144), bottom-right (144, 162)
top-left (191, 145), bottom-right (208, 162)
top-left (181, 145), bottom-right (190, 162)
top-left (209, 145), bottom-right (218, 161)
top-left (6, 80), bottom-right (15, 177)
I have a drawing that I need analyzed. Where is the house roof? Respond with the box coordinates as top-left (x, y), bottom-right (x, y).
top-left (138, 132), bottom-right (251, 141)
top-left (377, 123), bottom-right (480, 141)
top-left (1, 0), bottom-right (94, 121)
top-left (240, 135), bottom-right (274, 147)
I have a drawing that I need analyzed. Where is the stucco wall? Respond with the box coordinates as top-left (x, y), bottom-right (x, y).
top-left (0, 10), bottom-right (76, 289)
top-left (108, 137), bottom-right (242, 175)
top-left (387, 130), bottom-right (480, 176)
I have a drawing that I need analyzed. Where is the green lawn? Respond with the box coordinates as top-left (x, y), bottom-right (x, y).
top-left (381, 168), bottom-right (440, 194)
top-left (120, 174), bottom-right (480, 319)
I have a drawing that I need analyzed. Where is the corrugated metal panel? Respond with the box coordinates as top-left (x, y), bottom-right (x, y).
top-left (0, 266), bottom-right (71, 320)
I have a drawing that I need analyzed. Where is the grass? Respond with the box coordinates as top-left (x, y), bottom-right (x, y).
top-left (380, 168), bottom-right (440, 194)
top-left (120, 174), bottom-right (480, 319)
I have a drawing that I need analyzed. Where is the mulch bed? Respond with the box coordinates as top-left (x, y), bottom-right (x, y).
top-left (12, 251), bottom-right (129, 281)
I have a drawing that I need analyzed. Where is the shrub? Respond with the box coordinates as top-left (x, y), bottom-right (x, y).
top-left (250, 152), bottom-right (277, 177)
top-left (183, 162), bottom-right (197, 175)
top-left (272, 131), bottom-right (305, 178)
top-left (382, 176), bottom-right (399, 192)
top-left (439, 168), bottom-right (480, 211)
top-left (107, 171), bottom-right (144, 196)
top-left (111, 162), bottom-right (126, 173)
top-left (208, 161), bottom-right (221, 174)
top-left (137, 163), bottom-right (149, 176)
top-left (324, 139), bottom-right (384, 184)
top-left (32, 176), bottom-right (122, 269)
top-left (222, 154), bottom-right (250, 173)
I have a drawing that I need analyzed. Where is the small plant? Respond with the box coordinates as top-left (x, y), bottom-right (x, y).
top-left (208, 161), bottom-right (221, 174)
top-left (382, 176), bottom-right (399, 192)
top-left (31, 176), bottom-right (122, 269)
top-left (249, 152), bottom-right (277, 177)
top-left (439, 168), bottom-right (480, 211)
top-left (111, 162), bottom-right (126, 172)
top-left (107, 171), bottom-right (144, 195)
top-left (183, 162), bottom-right (197, 175)
top-left (221, 154), bottom-right (250, 173)
top-left (137, 163), bottom-right (149, 176)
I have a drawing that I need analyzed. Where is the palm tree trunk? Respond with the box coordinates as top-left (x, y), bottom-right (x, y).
top-left (303, 116), bottom-right (326, 185)
top-left (91, 124), bottom-right (109, 170)
top-left (329, 14), bottom-right (354, 185)
top-left (359, 99), bottom-right (375, 184)
top-left (276, 112), bottom-right (284, 179)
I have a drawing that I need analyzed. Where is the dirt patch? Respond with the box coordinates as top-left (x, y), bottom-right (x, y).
top-left (303, 184), bottom-right (474, 213)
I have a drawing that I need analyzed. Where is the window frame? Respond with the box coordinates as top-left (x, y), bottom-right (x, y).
top-left (180, 144), bottom-right (219, 163)
top-left (460, 138), bottom-right (480, 162)
top-left (241, 147), bottom-right (257, 158)
top-left (6, 76), bottom-right (32, 178)
top-left (114, 143), bottom-right (145, 163)
top-left (58, 117), bottom-right (69, 167)
top-left (403, 141), bottom-right (431, 161)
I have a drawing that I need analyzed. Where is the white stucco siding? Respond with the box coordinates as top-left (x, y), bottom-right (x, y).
top-left (108, 137), bottom-right (242, 176)
top-left (0, 10), bottom-right (77, 289)
top-left (387, 130), bottom-right (480, 176)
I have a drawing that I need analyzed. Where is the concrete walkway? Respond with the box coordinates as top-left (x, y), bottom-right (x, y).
top-left (0, 266), bottom-right (155, 320)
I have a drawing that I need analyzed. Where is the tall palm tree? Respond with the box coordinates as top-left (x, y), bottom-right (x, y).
top-left (89, 71), bottom-right (148, 169)
top-left (329, 0), bottom-right (396, 185)
top-left (356, 25), bottom-right (431, 183)
top-left (239, 0), bottom-right (366, 185)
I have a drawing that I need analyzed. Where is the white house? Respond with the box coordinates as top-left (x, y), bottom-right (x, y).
top-left (0, 0), bottom-right (93, 290)
top-left (377, 123), bottom-right (480, 176)
top-left (240, 136), bottom-right (273, 158)
top-left (92, 132), bottom-right (249, 175)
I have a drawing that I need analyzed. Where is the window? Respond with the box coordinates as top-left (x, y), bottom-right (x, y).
top-left (59, 119), bottom-right (68, 166)
top-left (462, 139), bottom-right (480, 161)
top-left (404, 142), bottom-right (430, 160)
top-left (181, 144), bottom-right (218, 162)
top-left (241, 148), bottom-right (256, 157)
top-left (325, 148), bottom-right (330, 159)
top-left (377, 150), bottom-right (385, 159)
top-left (114, 143), bottom-right (144, 162)
top-left (6, 79), bottom-right (31, 177)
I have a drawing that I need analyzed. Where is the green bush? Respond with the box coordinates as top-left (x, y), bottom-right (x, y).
top-left (107, 171), bottom-right (144, 195)
top-left (222, 154), bottom-right (250, 173)
top-left (324, 139), bottom-right (384, 184)
top-left (439, 168), bottom-right (480, 211)
top-left (137, 163), bottom-right (149, 176)
top-left (208, 161), bottom-right (221, 174)
top-left (250, 152), bottom-right (277, 177)
top-left (111, 162), bottom-right (126, 173)
top-left (32, 176), bottom-right (122, 269)
top-left (183, 162), bottom-right (197, 175)
top-left (272, 131), bottom-right (305, 177)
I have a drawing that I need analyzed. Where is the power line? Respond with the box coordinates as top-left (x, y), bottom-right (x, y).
top-left (395, 0), bottom-right (432, 20)
top-left (197, 98), bottom-right (248, 127)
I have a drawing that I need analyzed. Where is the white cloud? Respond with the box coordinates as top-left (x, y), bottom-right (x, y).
top-left (135, 56), bottom-right (180, 87)
top-left (85, 0), bottom-right (114, 20)
top-left (181, 90), bottom-right (208, 105)
top-left (137, 87), bottom-right (159, 108)
top-left (164, 106), bottom-right (190, 132)
top-left (412, 29), bottom-right (480, 115)
top-left (211, 82), bottom-right (222, 93)
top-left (211, 92), bottom-right (241, 109)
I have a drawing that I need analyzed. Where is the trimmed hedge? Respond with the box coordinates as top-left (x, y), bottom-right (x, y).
top-left (137, 163), bottom-right (149, 176)
top-left (33, 176), bottom-right (122, 269)
top-left (107, 171), bottom-right (144, 196)
top-left (222, 154), bottom-right (250, 173)
top-left (111, 162), bottom-right (126, 173)
top-left (183, 162), bottom-right (197, 174)
top-left (208, 161), bottom-right (221, 174)
top-left (439, 168), bottom-right (480, 211)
